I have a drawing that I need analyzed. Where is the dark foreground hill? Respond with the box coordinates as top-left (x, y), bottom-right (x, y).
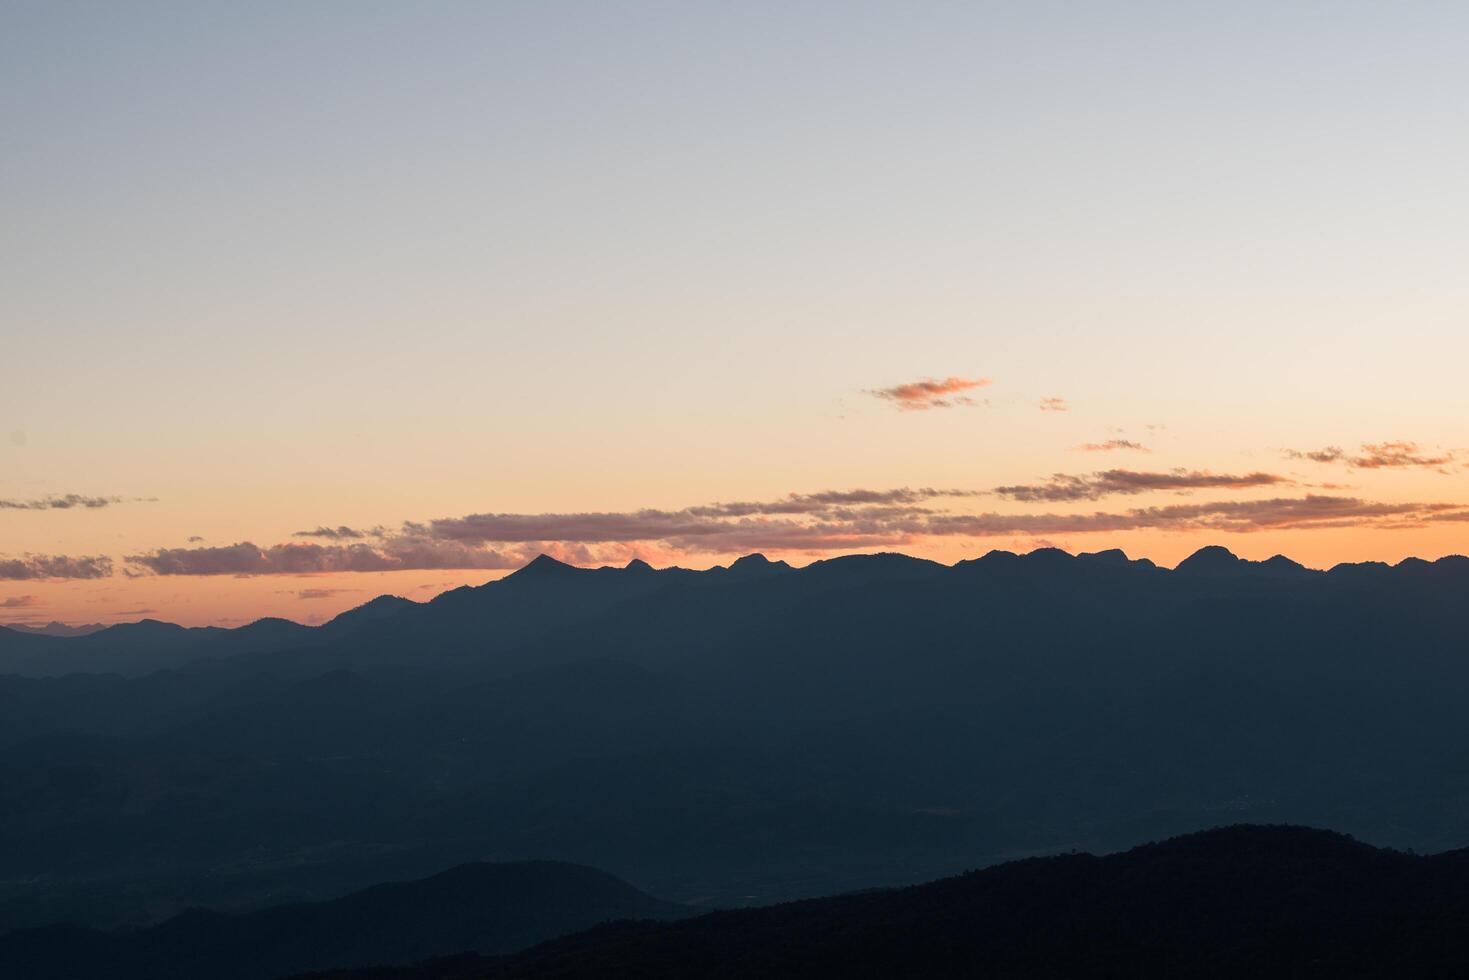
top-left (0, 861), bottom-right (687, 980)
top-left (306, 826), bottom-right (1469, 980)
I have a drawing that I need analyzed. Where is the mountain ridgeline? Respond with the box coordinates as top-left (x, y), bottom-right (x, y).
top-left (302, 826), bottom-right (1469, 980)
top-left (1, 545), bottom-right (1468, 936)
top-left (0, 860), bottom-right (688, 980)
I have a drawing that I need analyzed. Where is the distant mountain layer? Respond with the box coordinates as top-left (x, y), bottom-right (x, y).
top-left (2, 622), bottom-right (107, 638)
top-left (0, 594), bottom-right (417, 677)
top-left (0, 861), bottom-right (687, 980)
top-left (305, 826), bottom-right (1469, 980)
top-left (2, 544), bottom-right (1464, 679)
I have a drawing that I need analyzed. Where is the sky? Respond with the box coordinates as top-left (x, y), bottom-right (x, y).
top-left (3, 1), bottom-right (1467, 627)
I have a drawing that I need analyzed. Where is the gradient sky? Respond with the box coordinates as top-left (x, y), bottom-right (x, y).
top-left (3, 2), bottom-right (1467, 627)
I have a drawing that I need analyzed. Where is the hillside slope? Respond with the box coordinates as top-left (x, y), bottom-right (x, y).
top-left (307, 826), bottom-right (1469, 980)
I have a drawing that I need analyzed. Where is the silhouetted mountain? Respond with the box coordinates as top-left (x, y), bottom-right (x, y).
top-left (1174, 544), bottom-right (1314, 580)
top-left (317, 595), bottom-right (417, 638)
top-left (0, 617), bottom-right (308, 677)
top-left (303, 826), bottom-right (1469, 980)
top-left (0, 627), bottom-right (56, 673)
top-left (2, 622), bottom-right (107, 638)
top-left (0, 860), bottom-right (686, 980)
top-left (0, 597), bottom-right (421, 679)
top-left (721, 552), bottom-right (794, 579)
top-left (4, 545), bottom-right (1469, 933)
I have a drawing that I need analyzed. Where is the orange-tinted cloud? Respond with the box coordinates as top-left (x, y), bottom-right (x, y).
top-left (295, 587), bottom-right (363, 600)
top-left (0, 595), bottom-right (41, 608)
top-left (993, 469), bottom-right (1289, 503)
top-left (869, 376), bottom-right (991, 410)
top-left (1038, 397), bottom-right (1068, 412)
top-left (1074, 440), bottom-right (1149, 452)
top-left (0, 554), bottom-right (114, 580)
top-left (688, 487), bottom-right (981, 518)
top-left (0, 494), bottom-right (149, 510)
top-left (49, 480), bottom-right (1469, 579)
top-left (1286, 441), bottom-right (1455, 471)
top-left (926, 495), bottom-right (1466, 537)
top-left (125, 539), bottom-right (523, 576)
top-left (292, 525), bottom-right (382, 540)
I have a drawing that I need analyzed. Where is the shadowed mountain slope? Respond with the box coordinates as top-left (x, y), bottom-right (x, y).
top-left (0, 861), bottom-right (687, 980)
top-left (303, 826), bottom-right (1469, 980)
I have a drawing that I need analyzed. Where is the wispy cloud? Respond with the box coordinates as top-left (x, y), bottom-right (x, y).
top-left (417, 487), bottom-right (982, 549)
top-left (1038, 397), bottom-right (1068, 412)
top-left (869, 376), bottom-right (991, 411)
top-left (0, 595), bottom-right (40, 609)
top-left (123, 487), bottom-right (972, 574)
top-left (292, 525), bottom-right (383, 540)
top-left (0, 494), bottom-right (152, 511)
top-left (1286, 447), bottom-right (1347, 464)
top-left (294, 587), bottom-right (362, 600)
top-left (1074, 440), bottom-right (1149, 453)
top-left (125, 538), bottom-right (524, 576)
top-left (926, 495), bottom-right (1466, 537)
top-left (0, 554), bottom-right (114, 580)
top-left (993, 469), bottom-right (1289, 503)
top-left (1285, 441), bottom-right (1456, 471)
top-left (76, 473), bottom-right (1469, 578)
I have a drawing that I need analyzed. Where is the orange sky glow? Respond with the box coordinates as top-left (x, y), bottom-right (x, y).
top-left (4, 5), bottom-right (1467, 628)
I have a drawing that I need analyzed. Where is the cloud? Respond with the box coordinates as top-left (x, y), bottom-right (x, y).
top-left (292, 525), bottom-right (381, 540)
top-left (0, 595), bottom-right (40, 609)
top-left (1285, 446), bottom-right (1347, 464)
top-left (94, 476), bottom-right (1469, 577)
top-left (1074, 440), bottom-right (1149, 453)
top-left (0, 554), bottom-right (114, 580)
top-left (114, 608), bottom-right (157, 616)
top-left (993, 469), bottom-right (1289, 503)
top-left (295, 587), bottom-right (362, 600)
top-left (1038, 397), bottom-right (1068, 412)
top-left (686, 487), bottom-right (981, 519)
top-left (1351, 441), bottom-right (1455, 470)
top-left (125, 538), bottom-right (523, 576)
top-left (421, 487), bottom-right (977, 546)
top-left (869, 376), bottom-right (991, 411)
top-left (1286, 441), bottom-right (1455, 471)
top-left (187, 535), bottom-right (205, 543)
top-left (122, 487), bottom-right (976, 573)
top-left (925, 495), bottom-right (1466, 537)
top-left (0, 494), bottom-right (131, 510)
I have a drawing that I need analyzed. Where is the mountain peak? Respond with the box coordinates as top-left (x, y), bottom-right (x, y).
top-left (726, 553), bottom-right (794, 577)
top-left (512, 553), bottom-right (577, 578)
top-left (624, 558), bottom-right (655, 573)
top-left (1174, 545), bottom-right (1241, 573)
top-left (1175, 546), bottom-right (1318, 579)
top-left (1079, 548), bottom-right (1130, 564)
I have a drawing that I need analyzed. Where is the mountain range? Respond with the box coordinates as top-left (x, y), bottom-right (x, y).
top-left (2, 545), bottom-right (1467, 939)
